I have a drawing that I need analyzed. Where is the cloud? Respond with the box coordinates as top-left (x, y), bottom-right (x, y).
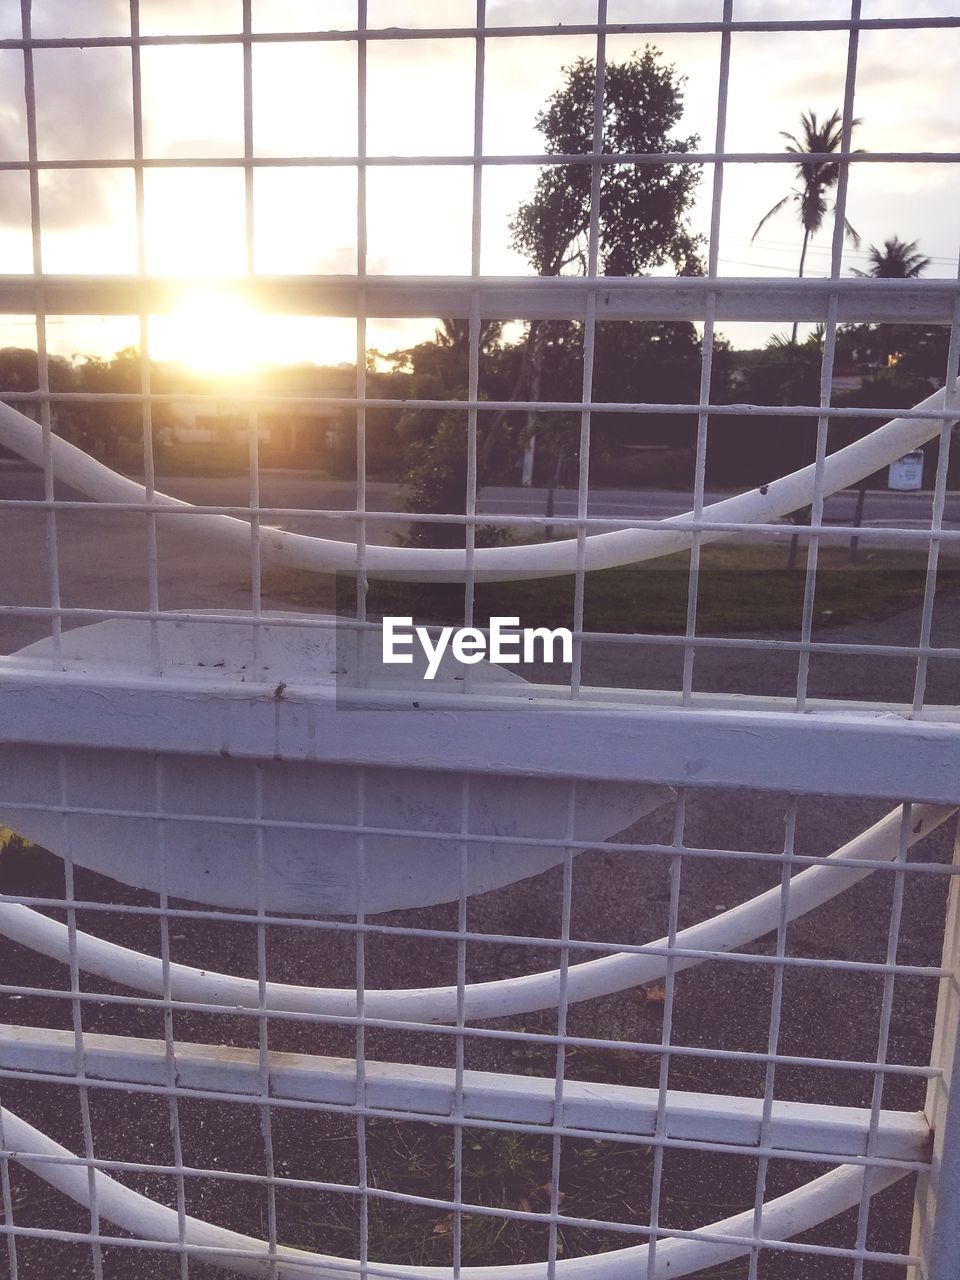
top-left (852, 60), bottom-right (923, 91)
top-left (0, 42), bottom-right (133, 231)
top-left (38, 169), bottom-right (133, 236)
top-left (32, 48), bottom-right (133, 161)
top-left (784, 67), bottom-right (851, 100)
top-left (486, 0), bottom-right (598, 22)
top-left (368, 0), bottom-right (479, 24)
top-left (138, 0), bottom-right (241, 36)
top-left (861, 0), bottom-right (959, 16)
top-left (0, 57), bottom-right (26, 165)
top-left (31, 0), bottom-right (128, 39)
top-left (733, 0), bottom-right (848, 17)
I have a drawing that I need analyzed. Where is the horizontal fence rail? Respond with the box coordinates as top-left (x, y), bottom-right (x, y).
top-left (0, 274), bottom-right (957, 323)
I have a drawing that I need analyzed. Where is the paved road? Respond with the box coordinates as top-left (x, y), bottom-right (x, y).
top-left (3, 460), bottom-right (956, 531)
top-left (480, 481), bottom-right (960, 530)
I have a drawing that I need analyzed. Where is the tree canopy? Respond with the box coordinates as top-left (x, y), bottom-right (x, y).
top-left (510, 48), bottom-right (702, 277)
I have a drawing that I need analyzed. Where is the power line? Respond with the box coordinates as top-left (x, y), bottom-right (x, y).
top-left (724, 234), bottom-right (959, 267)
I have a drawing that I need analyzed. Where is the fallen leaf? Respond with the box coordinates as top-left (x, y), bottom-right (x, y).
top-left (538, 1182), bottom-right (567, 1205)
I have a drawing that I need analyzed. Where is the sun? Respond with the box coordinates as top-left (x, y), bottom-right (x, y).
top-left (149, 288), bottom-right (362, 374)
top-left (152, 287), bottom-right (262, 377)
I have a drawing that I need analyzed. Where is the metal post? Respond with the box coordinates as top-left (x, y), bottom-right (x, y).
top-left (544, 446), bottom-right (565, 541)
top-left (849, 480), bottom-right (867, 562)
top-left (910, 825), bottom-right (960, 1279)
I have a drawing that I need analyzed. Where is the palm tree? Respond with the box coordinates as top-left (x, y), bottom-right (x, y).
top-left (852, 236), bottom-right (930, 278)
top-left (853, 238), bottom-right (930, 367)
top-left (435, 317), bottom-right (503, 354)
top-left (753, 109), bottom-right (861, 341)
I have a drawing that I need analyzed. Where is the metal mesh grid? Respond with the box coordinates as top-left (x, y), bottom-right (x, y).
top-left (0, 776), bottom-right (957, 1278)
top-left (0, 4), bottom-right (958, 710)
top-left (0, 2), bottom-right (959, 1278)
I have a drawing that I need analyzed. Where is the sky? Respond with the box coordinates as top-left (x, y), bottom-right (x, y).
top-left (0, 0), bottom-right (958, 370)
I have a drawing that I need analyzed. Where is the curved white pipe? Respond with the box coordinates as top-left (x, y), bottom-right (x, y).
top-left (0, 388), bottom-right (953, 581)
top-left (0, 803), bottom-right (951, 1024)
top-left (0, 1104), bottom-right (905, 1279)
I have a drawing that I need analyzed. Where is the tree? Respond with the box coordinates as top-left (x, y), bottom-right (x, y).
top-left (852, 235), bottom-right (930, 279)
top-left (394, 320), bottom-right (510, 547)
top-left (757, 327), bottom-right (825, 401)
top-left (0, 347), bottom-right (74, 455)
top-left (752, 108), bottom-right (861, 342)
top-left (510, 48), bottom-right (702, 278)
top-left (0, 346), bottom-right (71, 395)
top-left (483, 47), bottom-right (703, 478)
top-left (434, 317), bottom-right (503, 359)
top-left (851, 236), bottom-right (932, 367)
top-left (72, 347), bottom-right (148, 463)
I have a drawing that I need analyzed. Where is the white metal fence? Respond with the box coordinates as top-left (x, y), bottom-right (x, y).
top-left (0, 2), bottom-right (959, 1277)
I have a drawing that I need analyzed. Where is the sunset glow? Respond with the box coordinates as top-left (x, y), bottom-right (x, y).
top-left (148, 288), bottom-right (361, 374)
top-left (151, 287), bottom-right (260, 376)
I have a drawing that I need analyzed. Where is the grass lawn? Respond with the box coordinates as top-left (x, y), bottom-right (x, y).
top-left (263, 543), bottom-right (960, 637)
top-left (110, 439), bottom-right (253, 478)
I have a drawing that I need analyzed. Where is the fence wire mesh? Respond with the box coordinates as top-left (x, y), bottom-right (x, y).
top-left (0, 2), bottom-right (959, 1279)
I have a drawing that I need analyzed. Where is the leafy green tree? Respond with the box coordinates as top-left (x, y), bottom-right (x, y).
top-left (709, 330), bottom-right (822, 489)
top-left (434, 317), bottom-right (503, 361)
top-left (0, 347), bottom-right (75, 458)
top-left (396, 48), bottom-right (706, 541)
top-left (510, 48), bottom-right (702, 278)
top-left (394, 320), bottom-right (509, 547)
top-left (72, 347), bottom-right (151, 464)
top-left (592, 319), bottom-right (721, 452)
top-left (402, 411), bottom-right (506, 549)
top-left (749, 328), bottom-right (825, 408)
top-left (482, 47), bottom-right (704, 478)
top-left (0, 346), bottom-right (73, 396)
